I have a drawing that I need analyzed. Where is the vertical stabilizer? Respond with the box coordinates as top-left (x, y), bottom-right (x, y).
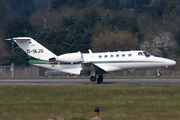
top-left (14, 37), bottom-right (57, 60)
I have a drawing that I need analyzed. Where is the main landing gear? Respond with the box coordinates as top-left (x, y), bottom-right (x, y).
top-left (97, 75), bottom-right (103, 84)
top-left (90, 76), bottom-right (96, 82)
top-left (90, 75), bottom-right (103, 84)
top-left (156, 69), bottom-right (161, 77)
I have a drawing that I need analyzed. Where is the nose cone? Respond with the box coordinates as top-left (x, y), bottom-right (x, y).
top-left (171, 60), bottom-right (176, 66)
top-left (165, 59), bottom-right (176, 66)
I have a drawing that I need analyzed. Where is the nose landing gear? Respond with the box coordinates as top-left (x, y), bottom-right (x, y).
top-left (156, 72), bottom-right (161, 77)
top-left (156, 69), bottom-right (161, 77)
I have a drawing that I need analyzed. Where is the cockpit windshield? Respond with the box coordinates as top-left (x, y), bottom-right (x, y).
top-left (143, 51), bottom-right (151, 57)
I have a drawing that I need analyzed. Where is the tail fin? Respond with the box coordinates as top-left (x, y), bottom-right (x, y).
top-left (14, 37), bottom-right (57, 60)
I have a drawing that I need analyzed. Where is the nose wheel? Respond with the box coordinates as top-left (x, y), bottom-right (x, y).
top-left (156, 71), bottom-right (161, 77)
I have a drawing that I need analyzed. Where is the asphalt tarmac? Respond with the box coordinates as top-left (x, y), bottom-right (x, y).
top-left (0, 78), bottom-right (180, 85)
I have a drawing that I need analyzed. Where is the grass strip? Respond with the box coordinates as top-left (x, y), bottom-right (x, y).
top-left (0, 84), bottom-right (180, 120)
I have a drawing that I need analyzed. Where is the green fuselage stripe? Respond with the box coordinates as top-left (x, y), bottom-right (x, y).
top-left (29, 60), bottom-right (158, 65)
top-left (27, 54), bottom-right (159, 65)
top-left (91, 61), bottom-right (157, 64)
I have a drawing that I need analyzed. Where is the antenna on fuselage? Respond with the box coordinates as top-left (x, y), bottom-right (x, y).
top-left (88, 49), bottom-right (92, 54)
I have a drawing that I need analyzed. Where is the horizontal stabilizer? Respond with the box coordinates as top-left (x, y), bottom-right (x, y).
top-left (13, 38), bottom-right (30, 41)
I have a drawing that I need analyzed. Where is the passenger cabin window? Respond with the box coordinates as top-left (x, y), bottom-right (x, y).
top-left (116, 54), bottom-right (119, 57)
top-left (143, 51), bottom-right (151, 57)
top-left (138, 52), bottom-right (143, 56)
top-left (110, 55), bottom-right (113, 58)
top-left (99, 55), bottom-right (102, 58)
top-left (122, 54), bottom-right (125, 57)
top-left (104, 55), bottom-right (108, 58)
top-left (128, 54), bottom-right (132, 57)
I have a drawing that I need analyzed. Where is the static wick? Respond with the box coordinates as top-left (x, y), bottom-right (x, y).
top-left (91, 107), bottom-right (103, 120)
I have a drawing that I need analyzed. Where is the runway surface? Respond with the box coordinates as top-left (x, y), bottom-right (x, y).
top-left (0, 78), bottom-right (180, 85)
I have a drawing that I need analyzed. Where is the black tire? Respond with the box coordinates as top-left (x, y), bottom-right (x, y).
top-left (156, 72), bottom-right (161, 77)
top-left (90, 76), bottom-right (96, 82)
top-left (97, 75), bottom-right (103, 84)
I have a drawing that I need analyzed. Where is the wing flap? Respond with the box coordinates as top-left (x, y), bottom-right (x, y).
top-left (81, 62), bottom-right (107, 75)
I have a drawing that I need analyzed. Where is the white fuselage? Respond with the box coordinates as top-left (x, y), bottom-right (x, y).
top-left (13, 37), bottom-right (176, 76)
top-left (32, 50), bottom-right (176, 75)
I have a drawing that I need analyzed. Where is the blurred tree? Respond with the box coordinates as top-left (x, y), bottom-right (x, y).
top-left (73, 7), bottom-right (101, 52)
top-left (81, 7), bottom-right (101, 29)
top-left (102, 14), bottom-right (139, 34)
top-left (0, 0), bottom-right (6, 20)
top-left (60, 16), bottom-right (77, 29)
top-left (102, 0), bottom-right (151, 12)
top-left (6, 0), bottom-right (36, 16)
top-left (4, 16), bottom-right (34, 65)
top-left (92, 30), bottom-right (139, 52)
top-left (1, 0), bottom-right (180, 65)
top-left (52, 0), bottom-right (67, 9)
top-left (0, 37), bottom-right (9, 63)
top-left (142, 0), bottom-right (180, 19)
top-left (44, 28), bottom-right (65, 55)
top-left (166, 0), bottom-right (177, 12)
top-left (5, 16), bottom-right (33, 38)
top-left (52, 0), bottom-right (92, 10)
top-left (141, 31), bottom-right (177, 57)
top-left (129, 0), bottom-right (151, 11)
top-left (175, 29), bottom-right (180, 46)
top-left (25, 26), bottom-right (65, 55)
top-left (102, 0), bottom-right (121, 11)
top-left (55, 7), bottom-right (102, 53)
top-left (34, 0), bottom-right (52, 13)
top-left (10, 47), bottom-right (29, 65)
top-left (175, 29), bottom-right (180, 56)
top-left (0, 0), bottom-right (7, 34)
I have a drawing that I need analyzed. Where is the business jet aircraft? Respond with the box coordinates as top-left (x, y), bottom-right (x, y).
top-left (13, 37), bottom-right (176, 83)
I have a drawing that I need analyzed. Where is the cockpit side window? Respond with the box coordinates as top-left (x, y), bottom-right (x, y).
top-left (138, 52), bottom-right (143, 56)
top-left (143, 51), bottom-right (151, 57)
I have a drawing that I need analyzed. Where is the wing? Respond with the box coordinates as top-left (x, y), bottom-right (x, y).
top-left (81, 62), bottom-right (107, 76)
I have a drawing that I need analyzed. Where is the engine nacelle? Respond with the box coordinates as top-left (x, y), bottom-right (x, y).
top-left (56, 52), bottom-right (83, 63)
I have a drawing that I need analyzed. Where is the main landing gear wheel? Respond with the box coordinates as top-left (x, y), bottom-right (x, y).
top-left (156, 72), bottom-right (161, 77)
top-left (97, 75), bottom-right (103, 84)
top-left (90, 76), bottom-right (96, 82)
